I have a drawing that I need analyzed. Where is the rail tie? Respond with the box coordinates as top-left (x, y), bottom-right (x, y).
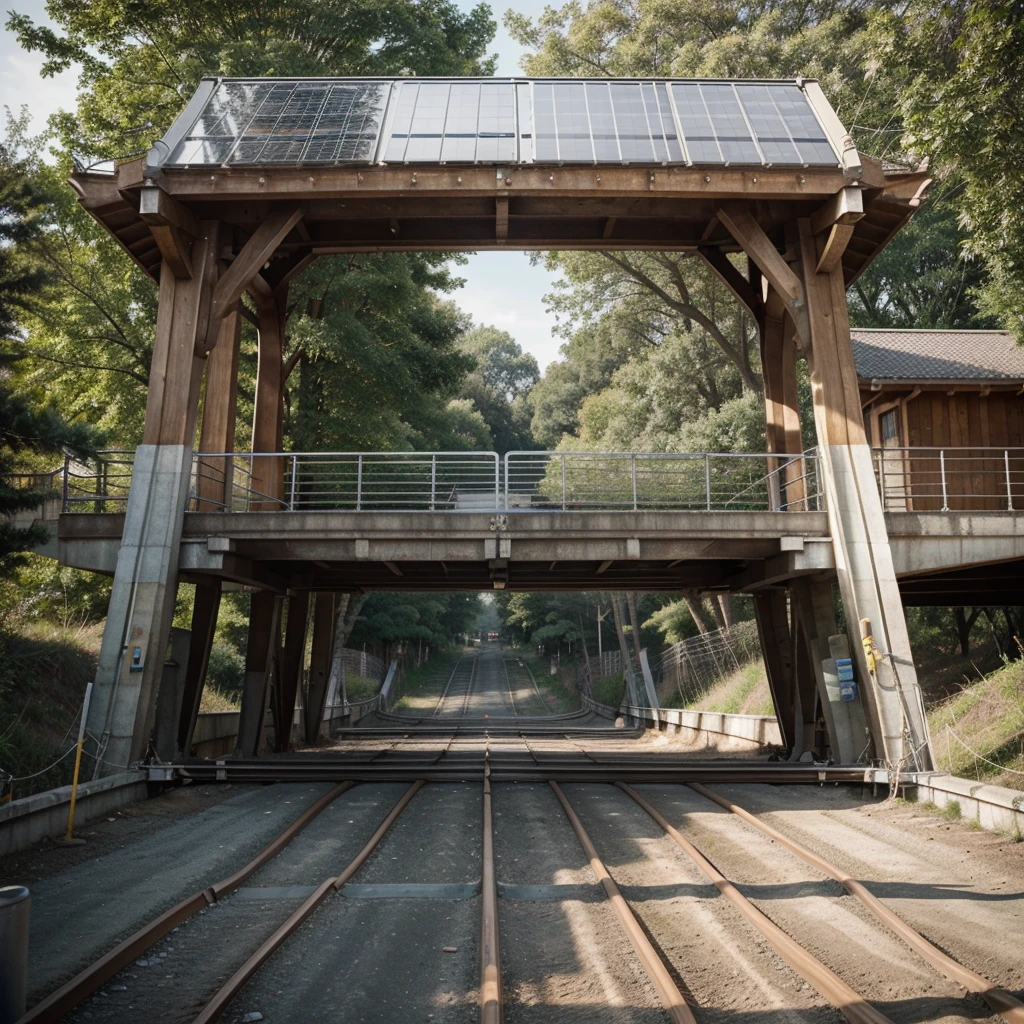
top-left (687, 782), bottom-right (1024, 1024)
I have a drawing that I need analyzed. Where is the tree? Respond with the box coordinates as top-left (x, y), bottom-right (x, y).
top-left (1, 144), bottom-right (98, 572)
top-left (874, 1), bottom-right (1024, 337)
top-left (456, 325), bottom-right (539, 452)
top-left (9, 0), bottom-right (496, 157)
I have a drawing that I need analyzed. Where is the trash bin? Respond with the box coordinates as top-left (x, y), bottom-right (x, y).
top-left (0, 885), bottom-right (30, 1023)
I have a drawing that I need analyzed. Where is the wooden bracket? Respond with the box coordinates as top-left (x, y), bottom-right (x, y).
top-left (698, 246), bottom-right (763, 319)
top-left (139, 187), bottom-right (201, 279)
top-left (212, 207), bottom-right (303, 319)
top-left (809, 187), bottom-right (864, 274)
top-left (718, 202), bottom-right (808, 346)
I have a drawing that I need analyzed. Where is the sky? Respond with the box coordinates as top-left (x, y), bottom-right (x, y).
top-left (0, 0), bottom-right (568, 371)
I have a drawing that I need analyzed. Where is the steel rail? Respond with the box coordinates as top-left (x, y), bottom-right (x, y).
top-left (461, 652), bottom-right (480, 718)
top-left (501, 654), bottom-right (518, 718)
top-left (192, 779), bottom-right (425, 1024)
top-left (687, 783), bottom-right (1024, 1023)
top-left (432, 653), bottom-right (467, 717)
top-left (17, 781), bottom-right (354, 1024)
top-left (480, 769), bottom-right (502, 1024)
top-left (549, 781), bottom-right (696, 1024)
top-left (618, 783), bottom-right (894, 1024)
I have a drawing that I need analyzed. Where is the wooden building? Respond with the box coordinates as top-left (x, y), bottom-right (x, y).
top-left (854, 328), bottom-right (1024, 510)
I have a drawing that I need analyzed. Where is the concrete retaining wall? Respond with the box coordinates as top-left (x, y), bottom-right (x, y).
top-left (0, 771), bottom-right (148, 858)
top-left (867, 769), bottom-right (1024, 835)
top-left (583, 696), bottom-right (782, 751)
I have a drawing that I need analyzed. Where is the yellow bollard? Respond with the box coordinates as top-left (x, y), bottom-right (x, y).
top-left (63, 683), bottom-right (92, 845)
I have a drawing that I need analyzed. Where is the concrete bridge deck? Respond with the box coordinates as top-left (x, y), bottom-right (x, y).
top-left (47, 506), bottom-right (1024, 601)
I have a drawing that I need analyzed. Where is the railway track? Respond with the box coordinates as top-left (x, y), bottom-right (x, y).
top-left (432, 651), bottom-right (479, 718)
top-left (21, 778), bottom-right (1023, 1024)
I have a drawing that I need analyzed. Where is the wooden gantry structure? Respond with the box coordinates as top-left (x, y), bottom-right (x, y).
top-left (69, 77), bottom-right (933, 773)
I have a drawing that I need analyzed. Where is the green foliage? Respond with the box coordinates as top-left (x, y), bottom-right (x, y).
top-left (875, 1), bottom-right (1024, 336)
top-left (347, 592), bottom-right (483, 652)
top-left (456, 325), bottom-right (539, 452)
top-left (848, 201), bottom-right (999, 330)
top-left (206, 641), bottom-right (245, 697)
top-left (8, 0), bottom-right (496, 156)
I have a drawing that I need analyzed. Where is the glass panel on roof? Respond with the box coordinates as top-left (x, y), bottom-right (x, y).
top-left (670, 83), bottom-right (721, 163)
top-left (586, 83), bottom-right (619, 161)
top-left (763, 85), bottom-right (837, 165)
top-left (736, 84), bottom-right (807, 165)
top-left (160, 76), bottom-right (842, 169)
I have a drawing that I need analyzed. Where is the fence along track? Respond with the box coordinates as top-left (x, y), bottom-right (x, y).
top-left (18, 781), bottom-right (355, 1024)
top-left (192, 779), bottom-right (425, 1024)
top-left (618, 783), bottom-right (895, 1024)
top-left (549, 781), bottom-right (697, 1024)
top-left (687, 782), bottom-right (1024, 1023)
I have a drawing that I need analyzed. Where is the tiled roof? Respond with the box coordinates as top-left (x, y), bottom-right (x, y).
top-left (851, 328), bottom-right (1024, 382)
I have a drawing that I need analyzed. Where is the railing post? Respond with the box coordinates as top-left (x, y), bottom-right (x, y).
top-left (940, 449), bottom-right (949, 511)
top-left (494, 453), bottom-right (500, 510)
top-left (1006, 449), bottom-right (1014, 512)
top-left (631, 454), bottom-right (638, 511)
top-left (704, 454), bottom-right (711, 511)
top-left (62, 452), bottom-right (70, 513)
top-left (288, 455), bottom-right (298, 511)
top-left (430, 454), bottom-right (436, 512)
top-left (561, 453), bottom-right (567, 511)
top-left (356, 454), bottom-right (363, 511)
top-left (877, 447), bottom-right (886, 511)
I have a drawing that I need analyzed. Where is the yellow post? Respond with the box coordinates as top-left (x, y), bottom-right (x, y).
top-left (64, 683), bottom-right (92, 843)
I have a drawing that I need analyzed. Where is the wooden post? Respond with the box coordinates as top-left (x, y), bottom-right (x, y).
top-left (176, 581), bottom-right (222, 757)
top-left (304, 593), bottom-right (337, 744)
top-left (274, 592), bottom-right (310, 752)
top-left (795, 216), bottom-right (931, 768)
top-left (196, 308), bottom-right (241, 510)
top-left (84, 221), bottom-right (222, 775)
top-left (251, 290), bottom-right (288, 509)
top-left (751, 591), bottom-right (795, 750)
top-left (760, 289), bottom-right (805, 510)
top-left (235, 592), bottom-right (282, 757)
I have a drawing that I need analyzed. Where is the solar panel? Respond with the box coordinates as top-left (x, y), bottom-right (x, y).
top-left (160, 77), bottom-right (841, 169)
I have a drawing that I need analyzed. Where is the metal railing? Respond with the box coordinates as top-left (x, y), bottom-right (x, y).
top-left (503, 450), bottom-right (821, 512)
top-left (873, 447), bottom-right (1024, 512)
top-left (190, 451), bottom-right (501, 512)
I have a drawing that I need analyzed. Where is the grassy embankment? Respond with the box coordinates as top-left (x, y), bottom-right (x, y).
top-left (391, 650), bottom-right (460, 712)
top-left (518, 651), bottom-right (582, 714)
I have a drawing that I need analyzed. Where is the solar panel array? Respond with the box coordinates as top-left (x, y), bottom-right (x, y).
top-left (163, 78), bottom-right (840, 169)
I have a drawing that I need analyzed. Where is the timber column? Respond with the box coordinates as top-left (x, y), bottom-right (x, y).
top-left (85, 220), bottom-right (221, 774)
top-left (719, 199), bottom-right (931, 770)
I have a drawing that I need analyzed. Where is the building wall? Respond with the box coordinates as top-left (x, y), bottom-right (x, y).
top-left (861, 387), bottom-right (1024, 511)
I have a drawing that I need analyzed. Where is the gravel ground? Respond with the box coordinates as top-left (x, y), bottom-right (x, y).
top-left (15, 773), bottom-right (1024, 1023)
top-left (629, 783), bottom-right (1021, 1024)
top-left (24, 781), bottom-right (335, 1000)
top-left (62, 781), bottom-right (412, 1024)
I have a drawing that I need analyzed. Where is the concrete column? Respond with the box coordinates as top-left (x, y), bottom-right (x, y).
top-left (796, 220), bottom-right (931, 769)
top-left (85, 223), bottom-right (222, 775)
top-left (177, 581), bottom-right (222, 757)
top-left (304, 593), bottom-right (336, 744)
top-left (235, 592), bottom-right (282, 757)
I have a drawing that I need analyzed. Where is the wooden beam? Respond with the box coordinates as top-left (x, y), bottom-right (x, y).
top-left (238, 302), bottom-right (259, 328)
top-left (384, 561), bottom-right (403, 577)
top-left (596, 560), bottom-right (613, 574)
top-left (809, 186), bottom-right (864, 237)
top-left (602, 216), bottom-right (617, 239)
top-left (246, 270), bottom-right (273, 307)
top-left (698, 246), bottom-right (762, 319)
top-left (139, 187), bottom-right (196, 279)
top-left (495, 196), bottom-right (508, 242)
top-left (213, 207), bottom-right (303, 319)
